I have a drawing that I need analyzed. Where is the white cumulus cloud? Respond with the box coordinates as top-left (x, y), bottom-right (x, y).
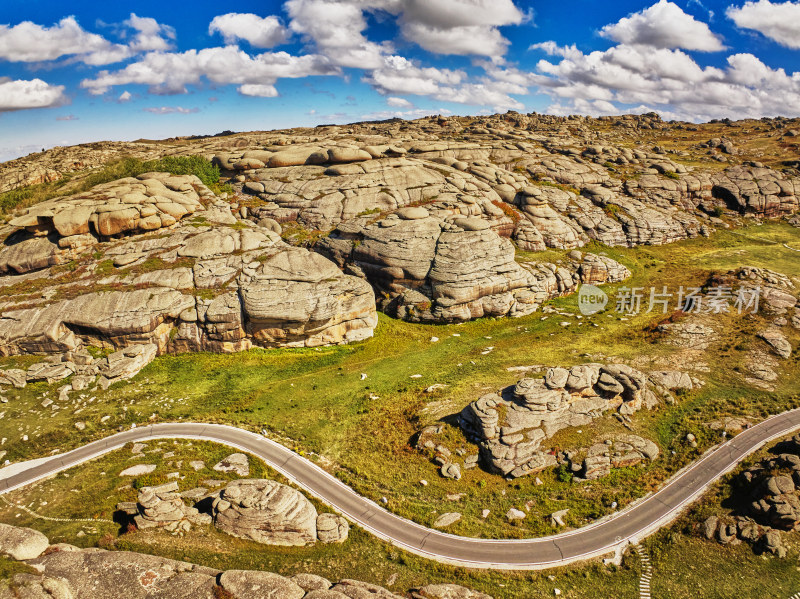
top-left (0, 14), bottom-right (176, 66)
top-left (600, 0), bottom-right (725, 51)
top-left (0, 79), bottom-right (67, 112)
top-left (364, 55), bottom-right (523, 110)
top-left (397, 0), bottom-right (527, 58)
top-left (209, 13), bottom-right (289, 48)
top-left (125, 13), bottom-right (176, 53)
top-left (286, 0), bottom-right (389, 69)
top-left (400, 22), bottom-right (512, 58)
top-left (81, 46), bottom-right (338, 96)
top-left (0, 16), bottom-right (129, 65)
top-left (143, 106), bottom-right (199, 114)
top-left (365, 55), bottom-right (464, 96)
top-left (238, 83), bottom-right (279, 97)
top-left (387, 96), bottom-right (412, 107)
top-left (400, 0), bottom-right (525, 28)
top-left (531, 40), bottom-right (800, 121)
top-left (726, 0), bottom-right (800, 48)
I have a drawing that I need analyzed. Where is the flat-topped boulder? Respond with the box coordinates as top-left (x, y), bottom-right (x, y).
top-left (0, 522), bottom-right (49, 561)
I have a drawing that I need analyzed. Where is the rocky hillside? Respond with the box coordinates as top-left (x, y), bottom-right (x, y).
top-left (0, 522), bottom-right (492, 598)
top-left (0, 173), bottom-right (377, 354)
top-left (0, 111), bottom-right (798, 356)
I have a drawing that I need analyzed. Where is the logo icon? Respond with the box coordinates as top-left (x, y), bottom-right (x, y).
top-left (578, 284), bottom-right (608, 315)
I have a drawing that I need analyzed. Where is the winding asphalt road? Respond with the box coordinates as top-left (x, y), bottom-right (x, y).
top-left (1, 409), bottom-right (799, 570)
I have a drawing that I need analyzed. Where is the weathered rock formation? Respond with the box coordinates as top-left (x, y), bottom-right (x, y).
top-left (117, 482), bottom-right (212, 534)
top-left (0, 344), bottom-right (157, 395)
top-left (208, 479), bottom-right (349, 547)
top-left (739, 434), bottom-right (800, 531)
top-left (0, 174), bottom-right (377, 355)
top-left (456, 364), bottom-right (688, 478)
top-left (702, 434), bottom-right (800, 558)
top-left (319, 211), bottom-right (630, 322)
top-left (315, 512), bottom-right (349, 544)
top-left (6, 173), bottom-right (208, 241)
top-left (0, 523), bottom-right (489, 599)
top-left (2, 111), bottom-right (799, 349)
top-left (565, 435), bottom-right (660, 480)
top-left (211, 479), bottom-right (319, 546)
top-left (228, 136), bottom-right (800, 254)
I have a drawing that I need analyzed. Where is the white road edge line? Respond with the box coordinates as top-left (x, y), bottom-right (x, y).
top-left (0, 410), bottom-right (798, 571)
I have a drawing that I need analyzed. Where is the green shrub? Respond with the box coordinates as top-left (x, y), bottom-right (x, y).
top-left (0, 187), bottom-right (34, 214)
top-left (84, 155), bottom-right (221, 189)
top-left (1, 155), bottom-right (225, 218)
top-left (356, 207), bottom-right (381, 217)
top-left (555, 464), bottom-right (574, 483)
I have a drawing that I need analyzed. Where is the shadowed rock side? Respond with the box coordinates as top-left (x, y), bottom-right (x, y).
top-left (318, 208), bottom-right (630, 322)
top-left (702, 433), bottom-right (800, 559)
top-left (0, 174), bottom-right (377, 356)
top-left (455, 364), bottom-right (694, 478)
top-left (0, 522), bottom-right (491, 598)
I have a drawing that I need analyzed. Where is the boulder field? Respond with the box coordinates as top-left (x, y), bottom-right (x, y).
top-left (418, 363), bottom-right (698, 480)
top-left (0, 522), bottom-right (492, 599)
top-left (0, 173), bottom-right (377, 356)
top-left (0, 111), bottom-right (798, 356)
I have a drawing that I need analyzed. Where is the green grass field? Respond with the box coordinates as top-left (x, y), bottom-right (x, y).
top-left (0, 437), bottom-right (797, 598)
top-left (1, 222), bottom-right (799, 543)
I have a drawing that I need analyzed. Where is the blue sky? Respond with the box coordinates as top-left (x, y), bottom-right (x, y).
top-left (1, 0), bottom-right (799, 162)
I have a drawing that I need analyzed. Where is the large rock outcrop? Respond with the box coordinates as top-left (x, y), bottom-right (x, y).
top-left (702, 433), bottom-right (800, 559)
top-left (5, 173), bottom-right (209, 245)
top-left (0, 174), bottom-right (377, 356)
top-left (2, 111), bottom-right (799, 349)
top-left (318, 210), bottom-right (629, 323)
top-left (739, 434), bottom-right (800, 531)
top-left (120, 482), bottom-right (212, 534)
top-left (211, 479), bottom-right (319, 546)
top-left (0, 523), bottom-right (493, 599)
top-left (457, 364), bottom-right (688, 478)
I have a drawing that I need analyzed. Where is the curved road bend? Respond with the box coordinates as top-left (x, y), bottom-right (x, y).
top-left (0, 409), bottom-right (799, 570)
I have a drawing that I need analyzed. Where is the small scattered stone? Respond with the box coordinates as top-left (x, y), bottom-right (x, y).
top-left (119, 464), bottom-right (156, 477)
top-left (433, 512), bottom-right (462, 528)
top-left (212, 453), bottom-right (249, 477)
top-left (506, 508), bottom-right (526, 521)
